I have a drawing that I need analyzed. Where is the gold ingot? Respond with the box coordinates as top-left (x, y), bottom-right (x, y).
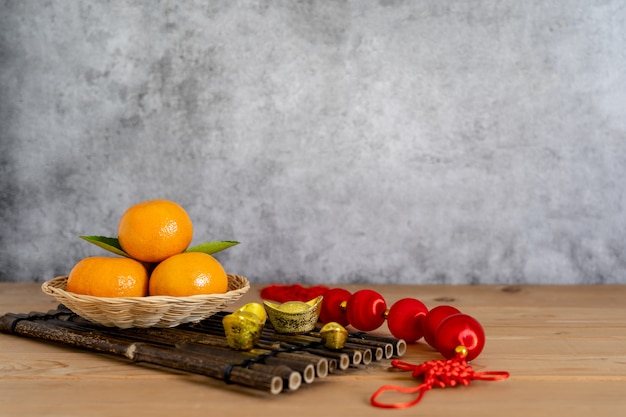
top-left (263, 296), bottom-right (323, 334)
top-left (319, 321), bottom-right (348, 350)
top-left (236, 302), bottom-right (267, 324)
top-left (222, 310), bottom-right (265, 350)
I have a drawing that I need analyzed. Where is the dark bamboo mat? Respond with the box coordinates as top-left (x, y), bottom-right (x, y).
top-left (0, 305), bottom-right (405, 395)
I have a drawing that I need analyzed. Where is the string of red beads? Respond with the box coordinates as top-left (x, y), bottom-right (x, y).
top-left (318, 288), bottom-right (486, 361)
top-left (260, 284), bottom-right (506, 409)
top-left (260, 284), bottom-right (487, 361)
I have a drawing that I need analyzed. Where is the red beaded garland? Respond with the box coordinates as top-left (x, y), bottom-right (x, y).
top-left (422, 305), bottom-right (461, 350)
top-left (260, 283), bottom-right (502, 410)
top-left (260, 284), bottom-right (488, 363)
top-left (319, 287), bottom-right (351, 326)
top-left (386, 298), bottom-right (428, 343)
top-left (345, 289), bottom-right (387, 332)
top-left (435, 313), bottom-right (485, 361)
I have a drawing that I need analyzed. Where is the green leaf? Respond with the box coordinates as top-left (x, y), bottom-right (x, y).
top-left (185, 241), bottom-right (239, 255)
top-left (79, 235), bottom-right (131, 258)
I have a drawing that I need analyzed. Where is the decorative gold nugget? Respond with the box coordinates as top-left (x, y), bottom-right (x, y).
top-left (222, 303), bottom-right (266, 350)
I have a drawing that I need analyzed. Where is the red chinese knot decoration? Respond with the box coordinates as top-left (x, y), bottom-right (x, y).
top-left (370, 346), bottom-right (509, 409)
top-left (260, 284), bottom-right (509, 408)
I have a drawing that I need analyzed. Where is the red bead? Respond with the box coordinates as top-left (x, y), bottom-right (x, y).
top-left (319, 288), bottom-right (351, 326)
top-left (346, 289), bottom-right (387, 331)
top-left (435, 313), bottom-right (485, 361)
top-left (422, 305), bottom-right (461, 349)
top-left (386, 298), bottom-right (428, 343)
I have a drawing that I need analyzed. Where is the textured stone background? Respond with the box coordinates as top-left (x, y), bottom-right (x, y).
top-left (1, 1), bottom-right (625, 284)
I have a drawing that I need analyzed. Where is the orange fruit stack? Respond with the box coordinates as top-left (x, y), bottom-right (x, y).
top-left (67, 199), bottom-right (229, 298)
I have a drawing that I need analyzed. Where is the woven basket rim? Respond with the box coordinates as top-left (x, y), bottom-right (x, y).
top-left (42, 274), bottom-right (250, 302)
top-left (41, 274), bottom-right (250, 328)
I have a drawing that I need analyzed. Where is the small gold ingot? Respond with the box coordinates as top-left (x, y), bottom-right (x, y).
top-left (319, 322), bottom-right (348, 350)
top-left (263, 296), bottom-right (323, 334)
top-left (236, 302), bottom-right (267, 324)
top-left (222, 310), bottom-right (265, 350)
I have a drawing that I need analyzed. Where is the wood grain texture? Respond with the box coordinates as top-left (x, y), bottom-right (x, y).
top-left (1, 283), bottom-right (626, 417)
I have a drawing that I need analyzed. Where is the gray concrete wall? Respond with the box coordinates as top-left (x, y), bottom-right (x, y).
top-left (1, 1), bottom-right (625, 284)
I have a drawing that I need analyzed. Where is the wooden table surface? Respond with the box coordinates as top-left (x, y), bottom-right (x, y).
top-left (1, 282), bottom-right (625, 417)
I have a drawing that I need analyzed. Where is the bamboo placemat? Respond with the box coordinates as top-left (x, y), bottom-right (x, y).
top-left (0, 305), bottom-right (406, 395)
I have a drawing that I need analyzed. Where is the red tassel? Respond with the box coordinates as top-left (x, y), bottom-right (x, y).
top-left (371, 349), bottom-right (509, 409)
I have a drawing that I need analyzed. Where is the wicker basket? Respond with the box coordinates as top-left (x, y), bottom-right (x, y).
top-left (41, 274), bottom-right (250, 329)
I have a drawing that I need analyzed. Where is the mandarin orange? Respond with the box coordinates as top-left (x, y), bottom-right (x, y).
top-left (66, 256), bottom-right (149, 297)
top-left (117, 199), bottom-right (193, 263)
top-left (149, 252), bottom-right (228, 296)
